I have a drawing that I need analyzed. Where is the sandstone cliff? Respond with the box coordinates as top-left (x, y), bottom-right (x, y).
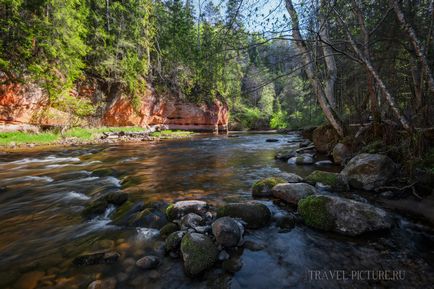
top-left (0, 80), bottom-right (229, 133)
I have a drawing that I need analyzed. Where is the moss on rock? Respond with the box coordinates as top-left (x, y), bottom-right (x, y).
top-left (252, 177), bottom-right (287, 197)
top-left (298, 195), bottom-right (334, 231)
top-left (160, 222), bottom-right (179, 238)
top-left (180, 233), bottom-right (218, 276)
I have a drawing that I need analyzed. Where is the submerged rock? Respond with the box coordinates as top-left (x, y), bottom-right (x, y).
top-left (217, 202), bottom-right (271, 229)
top-left (222, 257), bottom-right (243, 273)
top-left (136, 255), bottom-right (160, 270)
top-left (298, 195), bottom-right (392, 236)
top-left (127, 207), bottom-right (168, 228)
top-left (166, 200), bottom-right (208, 221)
top-left (180, 233), bottom-right (218, 276)
top-left (272, 183), bottom-right (317, 205)
top-left (73, 251), bottom-right (120, 266)
top-left (266, 138), bottom-right (279, 142)
top-left (211, 217), bottom-right (244, 247)
top-left (110, 201), bottom-right (145, 226)
top-left (305, 170), bottom-right (348, 191)
top-left (252, 177), bottom-right (287, 197)
top-left (88, 278), bottom-right (117, 289)
top-left (340, 153), bottom-right (396, 190)
top-left (14, 271), bottom-right (45, 289)
top-left (273, 212), bottom-right (297, 229)
top-left (105, 191), bottom-right (128, 206)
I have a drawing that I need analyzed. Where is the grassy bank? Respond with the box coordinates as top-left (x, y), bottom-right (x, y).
top-left (0, 127), bottom-right (194, 147)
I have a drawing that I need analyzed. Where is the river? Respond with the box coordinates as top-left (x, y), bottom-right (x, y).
top-left (0, 133), bottom-right (433, 289)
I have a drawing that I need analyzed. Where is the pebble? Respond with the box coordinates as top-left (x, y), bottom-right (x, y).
top-left (136, 255), bottom-right (160, 270)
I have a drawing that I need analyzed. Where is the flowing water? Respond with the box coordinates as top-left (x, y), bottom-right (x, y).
top-left (0, 133), bottom-right (433, 289)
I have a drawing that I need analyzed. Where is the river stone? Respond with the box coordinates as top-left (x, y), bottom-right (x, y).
top-left (166, 200), bottom-right (208, 220)
top-left (266, 138), bottom-right (279, 142)
top-left (340, 153), bottom-right (397, 190)
top-left (165, 231), bottom-right (186, 253)
top-left (272, 183), bottom-right (317, 205)
top-left (277, 172), bottom-right (304, 183)
top-left (180, 233), bottom-right (218, 276)
top-left (81, 198), bottom-right (109, 219)
top-left (298, 195), bottom-right (392, 236)
top-left (180, 213), bottom-right (203, 230)
top-left (212, 217), bottom-right (243, 247)
top-left (273, 212), bottom-right (296, 229)
top-left (222, 257), bottom-right (243, 273)
top-left (110, 201), bottom-right (145, 226)
top-left (288, 154), bottom-right (314, 165)
top-left (160, 222), bottom-right (179, 237)
top-left (332, 143), bottom-right (352, 165)
top-left (274, 150), bottom-right (296, 161)
top-left (305, 170), bottom-right (348, 192)
top-left (127, 207), bottom-right (167, 228)
top-left (252, 177), bottom-right (287, 197)
top-left (136, 255), bottom-right (160, 270)
top-left (73, 251), bottom-right (120, 266)
top-left (217, 202), bottom-right (271, 229)
top-left (105, 191), bottom-right (128, 206)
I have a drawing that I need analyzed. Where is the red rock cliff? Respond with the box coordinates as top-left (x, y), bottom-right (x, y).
top-left (0, 81), bottom-right (229, 132)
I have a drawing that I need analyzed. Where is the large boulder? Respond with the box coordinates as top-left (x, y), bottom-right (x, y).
top-left (180, 233), bottom-right (218, 276)
top-left (252, 177), bottom-right (287, 197)
top-left (211, 217), bottom-right (243, 247)
top-left (332, 143), bottom-right (352, 165)
top-left (298, 195), bottom-right (392, 236)
top-left (165, 231), bottom-right (186, 253)
top-left (272, 183), bottom-right (317, 205)
top-left (312, 125), bottom-right (339, 153)
top-left (305, 170), bottom-right (348, 191)
top-left (165, 200), bottom-right (208, 220)
top-left (340, 153), bottom-right (396, 190)
top-left (217, 202), bottom-right (271, 229)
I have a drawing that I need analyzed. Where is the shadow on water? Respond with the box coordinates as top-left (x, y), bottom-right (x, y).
top-left (0, 133), bottom-right (433, 289)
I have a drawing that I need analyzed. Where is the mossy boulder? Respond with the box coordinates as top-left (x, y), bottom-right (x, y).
top-left (298, 195), bottom-right (334, 231)
top-left (272, 183), bottom-right (317, 205)
top-left (81, 198), bottom-right (109, 219)
top-left (252, 177), bottom-right (287, 197)
top-left (312, 124), bottom-right (339, 153)
top-left (217, 202), bottom-right (271, 229)
top-left (165, 200), bottom-right (208, 221)
top-left (160, 223), bottom-right (179, 238)
top-left (127, 207), bottom-right (167, 228)
top-left (305, 170), bottom-right (348, 191)
top-left (180, 233), bottom-right (218, 276)
top-left (298, 195), bottom-right (392, 236)
top-left (340, 153), bottom-right (396, 190)
top-left (110, 201), bottom-right (145, 226)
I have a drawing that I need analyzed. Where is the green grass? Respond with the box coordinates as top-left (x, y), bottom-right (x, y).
top-left (150, 129), bottom-right (194, 138)
top-left (0, 127), bottom-right (194, 146)
top-left (0, 131), bottom-right (60, 145)
top-left (0, 126), bottom-right (145, 145)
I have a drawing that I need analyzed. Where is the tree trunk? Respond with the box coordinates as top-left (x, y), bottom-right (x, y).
top-left (334, 6), bottom-right (414, 133)
top-left (318, 1), bottom-right (337, 109)
top-left (351, 0), bottom-right (381, 131)
top-left (391, 0), bottom-right (434, 96)
top-left (285, 0), bottom-right (345, 137)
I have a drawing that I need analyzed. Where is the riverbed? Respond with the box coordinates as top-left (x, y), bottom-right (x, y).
top-left (0, 133), bottom-right (433, 289)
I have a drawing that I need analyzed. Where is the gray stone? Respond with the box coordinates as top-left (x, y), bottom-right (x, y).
top-left (136, 255), bottom-right (160, 270)
top-left (180, 233), bottom-right (218, 276)
top-left (272, 183), bottom-right (317, 205)
top-left (211, 217), bottom-right (243, 247)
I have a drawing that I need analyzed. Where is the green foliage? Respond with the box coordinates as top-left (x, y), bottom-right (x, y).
top-left (270, 111), bottom-right (289, 129)
top-left (252, 177), bottom-right (287, 197)
top-left (0, 131), bottom-right (59, 145)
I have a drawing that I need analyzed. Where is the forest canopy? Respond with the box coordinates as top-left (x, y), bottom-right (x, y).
top-left (0, 0), bottom-right (433, 132)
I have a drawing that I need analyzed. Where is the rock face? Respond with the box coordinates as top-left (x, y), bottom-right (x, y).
top-left (211, 217), bottom-right (243, 247)
top-left (332, 143), bottom-right (352, 165)
top-left (272, 183), bottom-right (317, 205)
top-left (340, 153), bottom-right (396, 190)
top-left (180, 233), bottom-right (218, 276)
top-left (217, 202), bottom-right (271, 229)
top-left (166, 200), bottom-right (208, 221)
top-left (298, 195), bottom-right (392, 236)
top-left (252, 177), bottom-right (287, 197)
top-left (312, 125), bottom-right (339, 153)
top-left (305, 170), bottom-right (348, 191)
top-left (0, 81), bottom-right (229, 132)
